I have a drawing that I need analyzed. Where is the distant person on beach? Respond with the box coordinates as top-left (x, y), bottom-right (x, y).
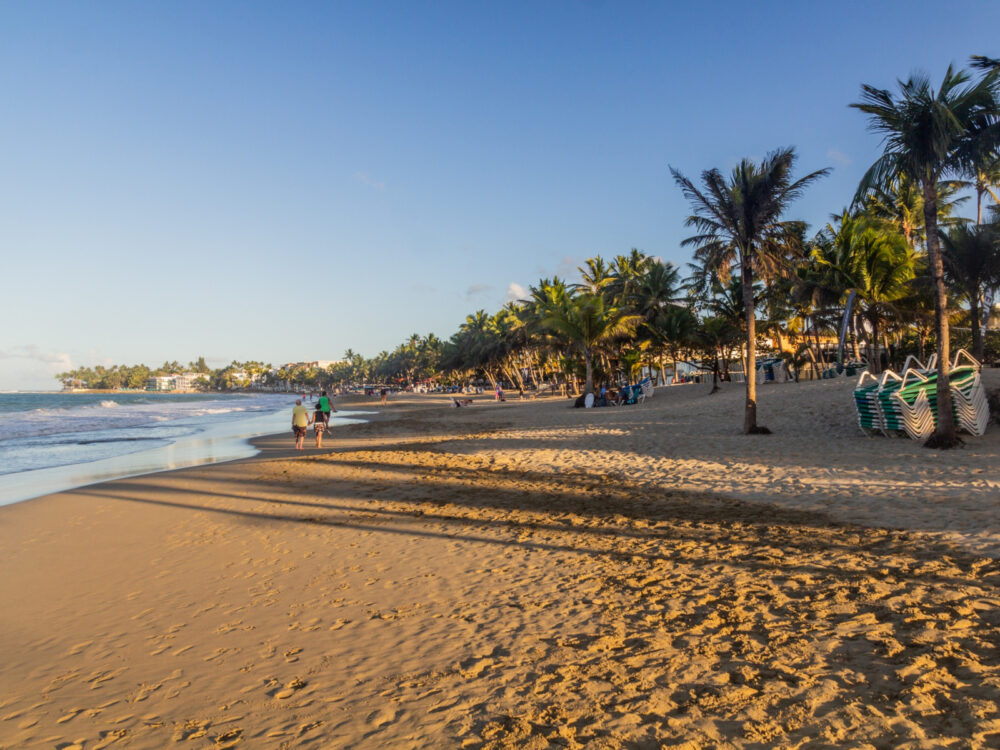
top-left (310, 402), bottom-right (326, 448)
top-left (380, 388), bottom-right (388, 405)
top-left (318, 390), bottom-right (332, 425)
top-left (292, 399), bottom-right (309, 450)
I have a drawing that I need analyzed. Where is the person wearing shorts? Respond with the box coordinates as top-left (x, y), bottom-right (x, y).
top-left (318, 391), bottom-right (332, 426)
top-left (311, 403), bottom-right (326, 448)
top-left (292, 399), bottom-right (309, 450)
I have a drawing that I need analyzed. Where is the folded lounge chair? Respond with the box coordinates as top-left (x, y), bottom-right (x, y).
top-left (852, 350), bottom-right (989, 439)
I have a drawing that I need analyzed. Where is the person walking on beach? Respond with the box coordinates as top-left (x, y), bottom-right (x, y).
top-left (310, 401), bottom-right (326, 449)
top-left (380, 388), bottom-right (388, 405)
top-left (292, 399), bottom-right (309, 450)
top-left (318, 390), bottom-right (332, 426)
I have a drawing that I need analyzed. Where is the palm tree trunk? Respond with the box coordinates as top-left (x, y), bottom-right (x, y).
top-left (584, 350), bottom-right (594, 394)
top-left (870, 315), bottom-right (881, 375)
top-left (742, 262), bottom-right (758, 433)
top-left (922, 180), bottom-right (958, 445)
top-left (971, 294), bottom-right (983, 362)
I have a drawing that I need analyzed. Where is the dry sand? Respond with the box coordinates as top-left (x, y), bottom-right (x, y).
top-left (2, 375), bottom-right (1000, 749)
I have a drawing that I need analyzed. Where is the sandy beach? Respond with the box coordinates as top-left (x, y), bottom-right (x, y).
top-left (3, 376), bottom-right (1000, 749)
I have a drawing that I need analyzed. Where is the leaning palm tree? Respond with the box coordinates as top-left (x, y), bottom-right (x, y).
top-left (812, 213), bottom-right (916, 373)
top-left (542, 293), bottom-right (641, 395)
top-left (671, 148), bottom-right (829, 433)
top-left (852, 65), bottom-right (1000, 446)
top-left (941, 223), bottom-right (1000, 361)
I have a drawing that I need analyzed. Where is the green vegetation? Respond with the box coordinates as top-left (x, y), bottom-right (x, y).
top-left (56, 56), bottom-right (1000, 449)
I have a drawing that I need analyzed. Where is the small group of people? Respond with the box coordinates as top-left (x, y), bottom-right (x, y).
top-left (291, 390), bottom-right (335, 450)
top-left (364, 387), bottom-right (389, 405)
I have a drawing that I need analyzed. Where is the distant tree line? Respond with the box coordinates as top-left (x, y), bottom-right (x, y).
top-left (57, 358), bottom-right (212, 390)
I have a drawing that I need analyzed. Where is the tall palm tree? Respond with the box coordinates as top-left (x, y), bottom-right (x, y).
top-left (941, 223), bottom-right (1000, 361)
top-left (671, 147), bottom-right (829, 433)
top-left (542, 294), bottom-right (641, 395)
top-left (852, 65), bottom-right (1000, 446)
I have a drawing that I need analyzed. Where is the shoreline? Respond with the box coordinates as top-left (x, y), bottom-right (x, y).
top-left (2, 384), bottom-right (1000, 747)
top-left (0, 396), bottom-right (373, 509)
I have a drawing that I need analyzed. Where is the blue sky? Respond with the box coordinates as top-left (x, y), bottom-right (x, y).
top-left (1, 1), bottom-right (997, 389)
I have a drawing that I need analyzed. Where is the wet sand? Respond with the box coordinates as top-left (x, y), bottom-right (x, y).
top-left (2, 376), bottom-right (1000, 749)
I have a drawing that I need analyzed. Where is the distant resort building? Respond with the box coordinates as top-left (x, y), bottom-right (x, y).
top-left (172, 372), bottom-right (202, 390)
top-left (281, 360), bottom-right (344, 370)
top-left (146, 372), bottom-right (203, 391)
top-left (146, 376), bottom-right (175, 391)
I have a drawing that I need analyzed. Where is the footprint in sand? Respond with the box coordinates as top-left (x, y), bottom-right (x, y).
top-left (172, 719), bottom-right (210, 742)
top-left (367, 707), bottom-right (397, 728)
top-left (284, 648), bottom-right (302, 663)
top-left (214, 728), bottom-right (243, 748)
top-left (329, 619), bottom-right (351, 631)
top-left (92, 728), bottom-right (129, 749)
top-left (131, 683), bottom-right (162, 703)
top-left (274, 678), bottom-right (307, 700)
top-left (57, 708), bottom-right (84, 724)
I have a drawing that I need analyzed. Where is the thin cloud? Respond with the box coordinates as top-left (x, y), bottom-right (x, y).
top-left (0, 345), bottom-right (72, 368)
top-left (353, 171), bottom-right (386, 191)
top-left (827, 148), bottom-right (851, 166)
top-left (505, 282), bottom-right (528, 303)
top-left (466, 284), bottom-right (493, 298)
top-left (556, 256), bottom-right (580, 281)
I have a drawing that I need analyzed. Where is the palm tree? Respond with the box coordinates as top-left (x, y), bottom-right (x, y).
top-left (852, 65), bottom-right (1000, 446)
top-left (671, 147), bottom-right (829, 433)
top-left (542, 293), bottom-right (641, 395)
top-left (941, 223), bottom-right (1000, 361)
top-left (634, 259), bottom-right (683, 320)
top-left (607, 249), bottom-right (654, 308)
top-left (972, 56), bottom-right (1000, 72)
top-left (860, 177), bottom-right (969, 249)
top-left (965, 147), bottom-right (1000, 226)
top-left (811, 213), bottom-right (916, 373)
top-left (575, 256), bottom-right (614, 296)
top-left (646, 304), bottom-right (697, 385)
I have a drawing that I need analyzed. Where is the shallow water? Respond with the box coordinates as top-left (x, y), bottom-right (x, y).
top-left (0, 392), bottom-right (367, 506)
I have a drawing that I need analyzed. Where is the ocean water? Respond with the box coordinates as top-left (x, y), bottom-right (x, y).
top-left (0, 392), bottom-right (364, 506)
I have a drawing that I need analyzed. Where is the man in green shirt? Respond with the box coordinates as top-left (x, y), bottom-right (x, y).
top-left (291, 399), bottom-right (309, 450)
top-left (318, 390), bottom-right (332, 426)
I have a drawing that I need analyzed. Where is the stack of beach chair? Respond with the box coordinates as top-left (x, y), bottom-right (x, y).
top-left (640, 378), bottom-right (654, 401)
top-left (852, 351), bottom-right (990, 439)
top-left (852, 371), bottom-right (884, 432)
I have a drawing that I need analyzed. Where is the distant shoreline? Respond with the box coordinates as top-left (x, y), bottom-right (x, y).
top-left (58, 388), bottom-right (272, 395)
